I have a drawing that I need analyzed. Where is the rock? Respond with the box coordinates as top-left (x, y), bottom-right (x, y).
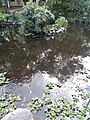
top-left (51, 36), bottom-right (54, 39)
top-left (1, 108), bottom-right (34, 120)
top-left (33, 115), bottom-right (42, 120)
top-left (50, 27), bottom-right (55, 31)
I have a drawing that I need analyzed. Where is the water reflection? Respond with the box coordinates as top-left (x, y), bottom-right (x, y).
top-left (0, 24), bottom-right (90, 119)
top-left (0, 25), bottom-right (90, 81)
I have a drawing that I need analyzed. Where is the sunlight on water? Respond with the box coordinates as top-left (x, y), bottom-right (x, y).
top-left (42, 73), bottom-right (59, 84)
top-left (0, 24), bottom-right (90, 120)
top-left (82, 56), bottom-right (90, 70)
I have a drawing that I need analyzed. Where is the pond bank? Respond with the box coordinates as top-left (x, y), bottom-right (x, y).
top-left (68, 18), bottom-right (90, 25)
top-left (1, 108), bottom-right (42, 120)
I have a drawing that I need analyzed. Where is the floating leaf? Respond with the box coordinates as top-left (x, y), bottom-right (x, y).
top-left (8, 104), bottom-right (16, 112)
top-left (55, 82), bottom-right (62, 88)
top-left (0, 94), bottom-right (7, 101)
top-left (0, 72), bottom-right (9, 85)
top-left (45, 98), bottom-right (52, 105)
top-left (46, 82), bottom-right (54, 89)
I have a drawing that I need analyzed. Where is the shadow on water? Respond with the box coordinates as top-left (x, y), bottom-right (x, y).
top-left (0, 24), bottom-right (90, 119)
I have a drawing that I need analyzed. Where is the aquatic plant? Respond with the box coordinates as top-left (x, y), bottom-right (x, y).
top-left (46, 82), bottom-right (54, 89)
top-left (28, 97), bottom-right (43, 113)
top-left (0, 94), bottom-right (21, 117)
top-left (27, 80), bottom-right (90, 120)
top-left (0, 71), bottom-right (22, 118)
top-left (0, 72), bottom-right (9, 85)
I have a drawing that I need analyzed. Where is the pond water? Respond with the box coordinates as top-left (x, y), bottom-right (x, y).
top-left (0, 24), bottom-right (90, 119)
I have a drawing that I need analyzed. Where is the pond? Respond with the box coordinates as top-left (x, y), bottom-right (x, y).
top-left (0, 24), bottom-right (90, 120)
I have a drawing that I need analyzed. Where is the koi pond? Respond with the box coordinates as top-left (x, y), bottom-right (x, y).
top-left (0, 24), bottom-right (90, 120)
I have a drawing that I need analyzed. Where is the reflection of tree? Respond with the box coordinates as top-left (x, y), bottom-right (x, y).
top-left (27, 39), bottom-right (83, 82)
top-left (0, 42), bottom-right (30, 79)
top-left (0, 25), bottom-right (90, 82)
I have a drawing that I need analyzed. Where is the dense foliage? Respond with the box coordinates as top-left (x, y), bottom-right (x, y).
top-left (53, 17), bottom-right (68, 29)
top-left (46, 16), bottom-right (68, 32)
top-left (0, 13), bottom-right (7, 24)
top-left (0, 13), bottom-right (10, 36)
top-left (28, 79), bottom-right (90, 120)
top-left (0, 12), bottom-right (20, 37)
top-left (0, 72), bottom-right (9, 85)
top-left (19, 2), bottom-right (55, 36)
top-left (46, 0), bottom-right (90, 21)
top-left (46, 0), bottom-right (62, 17)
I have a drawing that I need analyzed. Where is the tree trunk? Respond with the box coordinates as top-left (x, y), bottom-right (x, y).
top-left (5, 0), bottom-right (8, 12)
top-left (4, 0), bottom-right (10, 13)
top-left (24, 0), bottom-right (26, 5)
top-left (0, 0), bottom-right (2, 7)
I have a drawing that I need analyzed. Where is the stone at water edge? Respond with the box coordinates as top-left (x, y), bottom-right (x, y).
top-left (1, 108), bottom-right (34, 120)
top-left (33, 115), bottom-right (42, 120)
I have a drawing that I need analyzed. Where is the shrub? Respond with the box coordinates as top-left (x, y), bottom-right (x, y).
top-left (46, 0), bottom-right (62, 17)
top-left (19, 2), bottom-right (55, 36)
top-left (46, 16), bottom-right (68, 30)
top-left (46, 0), bottom-right (90, 21)
top-left (0, 13), bottom-right (7, 23)
top-left (61, 0), bottom-right (90, 20)
top-left (0, 12), bottom-right (20, 41)
top-left (0, 13), bottom-right (9, 35)
top-left (53, 17), bottom-right (68, 29)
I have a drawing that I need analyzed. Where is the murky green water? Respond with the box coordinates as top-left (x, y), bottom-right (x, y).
top-left (0, 24), bottom-right (90, 119)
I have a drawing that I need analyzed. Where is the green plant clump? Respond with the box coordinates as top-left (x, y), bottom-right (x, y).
top-left (28, 97), bottom-right (43, 113)
top-left (0, 13), bottom-right (7, 23)
top-left (27, 81), bottom-right (90, 120)
top-left (0, 72), bottom-right (9, 85)
top-left (53, 17), bottom-right (68, 29)
top-left (0, 94), bottom-right (21, 117)
top-left (46, 16), bottom-right (68, 31)
top-left (19, 2), bottom-right (55, 36)
top-left (46, 0), bottom-right (90, 22)
top-left (0, 12), bottom-right (20, 37)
